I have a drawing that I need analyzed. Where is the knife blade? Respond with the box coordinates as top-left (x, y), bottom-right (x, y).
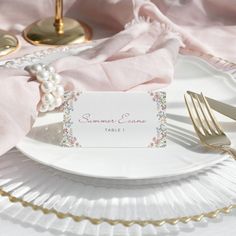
top-left (187, 91), bottom-right (236, 121)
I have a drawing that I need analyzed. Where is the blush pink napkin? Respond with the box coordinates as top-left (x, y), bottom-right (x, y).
top-left (0, 70), bottom-right (40, 154)
top-left (1, 0), bottom-right (236, 155)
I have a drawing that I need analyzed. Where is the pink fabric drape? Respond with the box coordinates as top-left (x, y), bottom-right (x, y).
top-left (2, 0), bottom-right (236, 61)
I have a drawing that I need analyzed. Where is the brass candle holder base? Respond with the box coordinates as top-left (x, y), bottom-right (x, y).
top-left (23, 17), bottom-right (91, 46)
top-left (0, 30), bottom-right (19, 57)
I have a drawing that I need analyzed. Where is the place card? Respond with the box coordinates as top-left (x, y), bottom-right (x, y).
top-left (61, 91), bottom-right (166, 148)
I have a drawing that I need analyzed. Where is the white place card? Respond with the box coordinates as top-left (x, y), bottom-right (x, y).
top-left (61, 91), bottom-right (166, 148)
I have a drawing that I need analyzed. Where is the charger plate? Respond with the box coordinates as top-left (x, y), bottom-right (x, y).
top-left (15, 50), bottom-right (236, 179)
top-left (0, 149), bottom-right (236, 236)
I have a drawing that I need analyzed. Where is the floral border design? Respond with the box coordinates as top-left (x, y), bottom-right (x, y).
top-left (148, 91), bottom-right (167, 148)
top-left (61, 91), bottom-right (82, 147)
top-left (62, 91), bottom-right (166, 148)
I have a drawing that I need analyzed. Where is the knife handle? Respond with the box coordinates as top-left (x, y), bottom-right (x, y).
top-left (224, 147), bottom-right (236, 160)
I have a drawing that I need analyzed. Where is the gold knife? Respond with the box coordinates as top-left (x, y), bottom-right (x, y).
top-left (187, 91), bottom-right (236, 121)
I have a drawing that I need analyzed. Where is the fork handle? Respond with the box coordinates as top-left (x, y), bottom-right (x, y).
top-left (224, 147), bottom-right (236, 160)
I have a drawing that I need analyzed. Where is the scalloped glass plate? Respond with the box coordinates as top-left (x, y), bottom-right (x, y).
top-left (16, 51), bottom-right (236, 180)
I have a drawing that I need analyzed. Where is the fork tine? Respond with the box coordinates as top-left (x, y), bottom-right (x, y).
top-left (184, 94), bottom-right (204, 136)
top-left (185, 92), bottom-right (235, 156)
top-left (200, 93), bottom-right (224, 135)
top-left (193, 93), bottom-right (216, 135)
top-left (189, 93), bottom-right (210, 136)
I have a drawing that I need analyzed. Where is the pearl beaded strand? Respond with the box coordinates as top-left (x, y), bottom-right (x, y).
top-left (25, 63), bottom-right (64, 113)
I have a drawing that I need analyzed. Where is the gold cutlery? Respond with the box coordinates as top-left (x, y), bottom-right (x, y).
top-left (187, 91), bottom-right (236, 121)
top-left (184, 92), bottom-right (236, 159)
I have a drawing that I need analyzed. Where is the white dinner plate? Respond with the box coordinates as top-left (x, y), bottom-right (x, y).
top-left (16, 50), bottom-right (236, 180)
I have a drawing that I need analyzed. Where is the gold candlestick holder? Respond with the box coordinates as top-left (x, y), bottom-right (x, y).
top-left (0, 30), bottom-right (19, 57)
top-left (23, 0), bottom-right (92, 46)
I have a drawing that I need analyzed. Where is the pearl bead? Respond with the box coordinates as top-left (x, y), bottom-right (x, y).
top-left (36, 70), bottom-right (50, 82)
top-left (51, 74), bottom-right (61, 84)
top-left (52, 85), bottom-right (64, 97)
top-left (54, 97), bottom-right (63, 107)
top-left (39, 103), bottom-right (49, 113)
top-left (41, 81), bottom-right (54, 93)
top-left (26, 63), bottom-right (64, 113)
top-left (48, 103), bottom-right (56, 111)
top-left (30, 64), bottom-right (43, 74)
top-left (44, 65), bottom-right (55, 74)
top-left (42, 93), bottom-right (55, 105)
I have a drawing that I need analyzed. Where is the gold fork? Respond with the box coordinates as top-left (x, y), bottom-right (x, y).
top-left (184, 91), bottom-right (236, 159)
